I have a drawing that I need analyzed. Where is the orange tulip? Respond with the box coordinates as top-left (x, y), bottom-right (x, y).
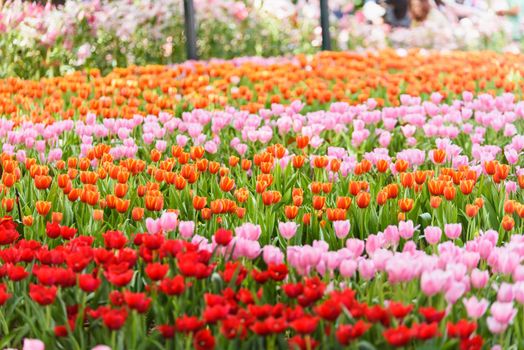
top-left (430, 196), bottom-right (442, 209)
top-left (93, 209), bottom-right (104, 221)
top-left (1, 198), bottom-right (14, 212)
top-left (336, 196), bottom-right (352, 210)
top-left (504, 200), bottom-right (515, 214)
top-left (395, 159), bottom-right (409, 173)
top-left (34, 175), bottom-right (52, 190)
top-left (432, 149), bottom-right (446, 164)
top-left (459, 180), bottom-right (474, 195)
top-left (22, 215), bottom-right (34, 226)
top-left (330, 159), bottom-right (341, 173)
top-left (474, 197), bottom-right (484, 208)
top-left (386, 184), bottom-right (399, 199)
top-left (502, 215), bottom-right (515, 231)
top-left (199, 208), bottom-right (211, 220)
top-left (310, 182), bottom-right (322, 194)
top-left (285, 205), bottom-right (299, 220)
top-left (2, 173), bottom-right (16, 187)
top-left (219, 176), bottom-right (235, 192)
top-left (349, 181), bottom-right (360, 196)
top-left (312, 196), bottom-right (326, 210)
top-left (398, 198), bottom-right (414, 212)
top-left (150, 149), bottom-right (161, 162)
top-left (236, 207), bottom-right (246, 219)
top-left (132, 207), bottom-right (144, 221)
top-left (292, 155), bottom-right (305, 168)
top-left (193, 196), bottom-right (207, 210)
top-left (495, 164), bottom-right (509, 180)
top-left (36, 201), bottom-right (51, 216)
top-left (293, 195), bottom-right (303, 206)
top-left (115, 199), bottom-right (130, 213)
top-left (400, 172), bottom-right (414, 188)
top-left (443, 186), bottom-right (456, 201)
top-left (174, 175), bottom-right (187, 190)
top-left (51, 212), bottom-right (63, 223)
top-left (518, 174), bottom-right (524, 189)
top-left (465, 204), bottom-right (479, 218)
top-left (296, 135), bottom-right (309, 149)
top-left (376, 159), bottom-right (389, 173)
top-left (483, 160), bottom-right (497, 175)
top-left (356, 192), bottom-right (370, 209)
top-left (241, 159), bottom-right (252, 171)
top-left (414, 170), bottom-right (426, 185)
top-left (428, 179), bottom-right (445, 196)
top-left (377, 190), bottom-right (388, 206)
top-left (115, 183), bottom-right (128, 198)
top-left (190, 146), bottom-right (205, 160)
top-left (261, 191), bottom-right (274, 206)
top-left (302, 213), bottom-right (311, 226)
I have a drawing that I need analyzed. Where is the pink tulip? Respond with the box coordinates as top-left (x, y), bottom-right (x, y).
top-left (262, 245), bottom-right (284, 265)
top-left (23, 339), bottom-right (45, 350)
top-left (424, 226), bottom-right (442, 245)
top-left (470, 269), bottom-right (489, 289)
top-left (92, 346), bottom-right (111, 350)
top-left (358, 259), bottom-right (376, 280)
top-left (339, 259), bottom-right (357, 278)
top-left (159, 212), bottom-right (178, 232)
top-left (497, 283), bottom-right (514, 302)
top-left (444, 223), bottom-right (462, 240)
top-left (514, 282), bottom-right (524, 304)
top-left (445, 281), bottom-right (465, 304)
top-left (402, 241), bottom-right (416, 253)
top-left (278, 222), bottom-right (298, 240)
top-left (487, 317), bottom-right (507, 334)
top-left (178, 221), bottom-right (195, 239)
top-left (365, 234), bottom-right (382, 255)
top-left (145, 218), bottom-right (161, 235)
top-left (490, 302), bottom-right (517, 325)
top-left (463, 296), bottom-right (488, 319)
top-left (513, 265), bottom-right (524, 282)
top-left (421, 270), bottom-right (446, 296)
top-left (346, 239), bottom-right (364, 258)
top-left (333, 220), bottom-right (350, 239)
top-left (383, 225), bottom-right (399, 245)
top-left (235, 223), bottom-right (261, 241)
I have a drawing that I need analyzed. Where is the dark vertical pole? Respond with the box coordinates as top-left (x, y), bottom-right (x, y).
top-left (320, 0), bottom-right (331, 51)
top-left (184, 0), bottom-right (198, 60)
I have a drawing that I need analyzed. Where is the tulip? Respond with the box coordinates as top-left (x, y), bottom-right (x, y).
top-left (278, 222), bottom-right (298, 240)
top-left (339, 259), bottom-right (357, 278)
top-left (463, 296), bottom-right (488, 319)
top-left (398, 220), bottom-right (416, 240)
top-left (490, 302), bottom-right (517, 325)
top-left (35, 201), bottom-right (51, 216)
top-left (160, 212), bottom-right (178, 232)
top-left (23, 339), bottom-right (45, 350)
top-left (333, 220), bottom-right (350, 239)
top-left (470, 269), bottom-right (489, 289)
top-left (497, 283), bottom-right (514, 303)
top-left (178, 221), bottom-right (195, 239)
top-left (424, 226), bottom-right (442, 245)
top-left (93, 209), bottom-right (103, 221)
top-left (444, 223), bottom-right (462, 240)
top-left (145, 218), bottom-right (161, 235)
top-left (358, 260), bottom-right (376, 280)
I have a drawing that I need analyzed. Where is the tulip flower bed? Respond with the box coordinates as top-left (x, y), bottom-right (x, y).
top-left (0, 51), bottom-right (523, 349)
top-left (2, 50), bottom-right (524, 123)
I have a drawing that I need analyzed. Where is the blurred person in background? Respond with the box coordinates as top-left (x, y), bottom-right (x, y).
top-left (496, 0), bottom-right (524, 39)
top-left (363, 0), bottom-right (412, 27)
